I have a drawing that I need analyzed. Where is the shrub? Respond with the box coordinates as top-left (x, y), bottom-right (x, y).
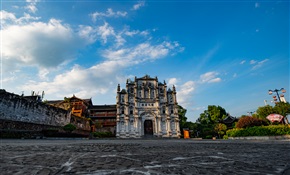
top-left (236, 116), bottom-right (268, 128)
top-left (93, 132), bottom-right (114, 138)
top-left (226, 125), bottom-right (290, 137)
top-left (205, 135), bottom-right (213, 139)
top-left (63, 123), bottom-right (77, 132)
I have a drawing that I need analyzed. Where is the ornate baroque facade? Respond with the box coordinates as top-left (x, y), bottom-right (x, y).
top-left (116, 75), bottom-right (180, 138)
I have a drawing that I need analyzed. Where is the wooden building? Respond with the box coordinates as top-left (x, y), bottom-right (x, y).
top-left (47, 95), bottom-right (92, 118)
top-left (88, 105), bottom-right (117, 133)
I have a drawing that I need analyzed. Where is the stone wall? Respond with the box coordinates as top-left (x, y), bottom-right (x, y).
top-left (0, 119), bottom-right (90, 138)
top-left (0, 89), bottom-right (90, 132)
top-left (0, 90), bottom-right (70, 126)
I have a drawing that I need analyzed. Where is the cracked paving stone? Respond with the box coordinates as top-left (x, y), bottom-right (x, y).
top-left (0, 139), bottom-right (289, 175)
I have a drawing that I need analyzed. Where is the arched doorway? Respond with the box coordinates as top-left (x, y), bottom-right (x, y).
top-left (144, 120), bottom-right (153, 135)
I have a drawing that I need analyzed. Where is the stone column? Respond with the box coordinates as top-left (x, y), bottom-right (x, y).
top-left (167, 119), bottom-right (171, 136)
top-left (157, 117), bottom-right (162, 136)
top-left (140, 118), bottom-right (143, 136)
top-left (116, 121), bottom-right (120, 137)
top-left (153, 119), bottom-right (156, 135)
top-left (125, 119), bottom-right (129, 137)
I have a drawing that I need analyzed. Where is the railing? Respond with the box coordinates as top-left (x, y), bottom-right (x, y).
top-left (101, 121), bottom-right (116, 126)
top-left (90, 113), bottom-right (116, 117)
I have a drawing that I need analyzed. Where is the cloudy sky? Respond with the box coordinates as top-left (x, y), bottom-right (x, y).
top-left (1, 0), bottom-right (289, 122)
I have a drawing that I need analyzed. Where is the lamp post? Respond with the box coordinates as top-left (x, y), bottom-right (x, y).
top-left (268, 88), bottom-right (286, 103)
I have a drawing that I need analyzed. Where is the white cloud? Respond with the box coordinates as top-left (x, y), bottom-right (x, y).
top-left (168, 78), bottom-right (178, 86)
top-left (97, 22), bottom-right (116, 44)
top-left (192, 106), bottom-right (206, 111)
top-left (124, 29), bottom-right (149, 37)
top-left (132, 2), bottom-right (145, 10)
top-left (38, 69), bottom-right (50, 80)
top-left (21, 63), bottom-right (120, 99)
top-left (199, 72), bottom-right (221, 83)
top-left (19, 38), bottom-right (182, 101)
top-left (240, 60), bottom-right (246, 64)
top-left (1, 11), bottom-right (17, 25)
top-left (2, 3), bottom-right (185, 104)
top-left (2, 18), bottom-right (81, 69)
top-left (25, 0), bottom-right (39, 13)
top-left (78, 25), bottom-right (98, 44)
top-left (177, 81), bottom-right (195, 106)
top-left (252, 59), bottom-right (269, 70)
top-left (90, 8), bottom-right (127, 22)
top-left (208, 77), bottom-right (221, 83)
top-left (102, 41), bottom-right (182, 62)
top-left (25, 3), bottom-right (37, 13)
top-left (1, 11), bottom-right (40, 26)
top-left (250, 60), bottom-right (257, 64)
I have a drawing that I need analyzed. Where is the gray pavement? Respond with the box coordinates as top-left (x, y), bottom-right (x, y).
top-left (0, 139), bottom-right (289, 175)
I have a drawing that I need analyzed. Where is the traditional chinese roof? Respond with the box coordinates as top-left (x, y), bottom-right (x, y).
top-left (46, 95), bottom-right (92, 106)
top-left (46, 100), bottom-right (63, 105)
top-left (222, 115), bottom-right (237, 124)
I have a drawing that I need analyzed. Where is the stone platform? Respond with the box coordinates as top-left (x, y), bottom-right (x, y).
top-left (0, 139), bottom-right (289, 175)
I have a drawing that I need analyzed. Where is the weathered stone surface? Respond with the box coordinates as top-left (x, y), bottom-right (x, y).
top-left (0, 90), bottom-right (91, 132)
top-left (0, 90), bottom-right (70, 126)
top-left (0, 139), bottom-right (289, 175)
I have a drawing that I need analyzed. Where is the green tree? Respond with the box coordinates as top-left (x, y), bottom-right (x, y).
top-left (256, 102), bottom-right (290, 122)
top-left (178, 105), bottom-right (188, 129)
top-left (197, 105), bottom-right (227, 124)
top-left (214, 123), bottom-right (227, 138)
top-left (63, 123), bottom-right (77, 132)
top-left (256, 105), bottom-right (275, 120)
top-left (196, 105), bottom-right (227, 138)
top-left (273, 102), bottom-right (290, 117)
top-left (208, 105), bottom-right (227, 123)
top-left (197, 110), bottom-right (211, 124)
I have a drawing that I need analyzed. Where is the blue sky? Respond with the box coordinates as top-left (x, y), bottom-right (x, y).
top-left (1, 0), bottom-right (289, 122)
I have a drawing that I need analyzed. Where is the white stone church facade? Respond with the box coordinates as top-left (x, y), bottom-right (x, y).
top-left (116, 75), bottom-right (180, 138)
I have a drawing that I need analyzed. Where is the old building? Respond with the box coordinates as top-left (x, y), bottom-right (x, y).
top-left (47, 95), bottom-right (92, 118)
top-left (116, 75), bottom-right (180, 138)
top-left (88, 105), bottom-right (117, 133)
top-left (0, 89), bottom-right (91, 138)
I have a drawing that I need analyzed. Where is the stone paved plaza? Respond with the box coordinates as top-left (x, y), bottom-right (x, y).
top-left (0, 139), bottom-right (289, 175)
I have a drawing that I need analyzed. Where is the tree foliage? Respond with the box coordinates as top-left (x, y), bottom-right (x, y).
top-left (197, 105), bottom-right (227, 124)
top-left (256, 102), bottom-right (290, 120)
top-left (178, 105), bottom-right (200, 138)
top-left (178, 105), bottom-right (187, 129)
top-left (196, 105), bottom-right (228, 138)
top-left (273, 102), bottom-right (290, 117)
top-left (256, 105), bottom-right (275, 120)
top-left (63, 123), bottom-right (77, 132)
top-left (236, 116), bottom-right (268, 128)
top-left (226, 125), bottom-right (290, 137)
top-left (214, 123), bottom-right (227, 138)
